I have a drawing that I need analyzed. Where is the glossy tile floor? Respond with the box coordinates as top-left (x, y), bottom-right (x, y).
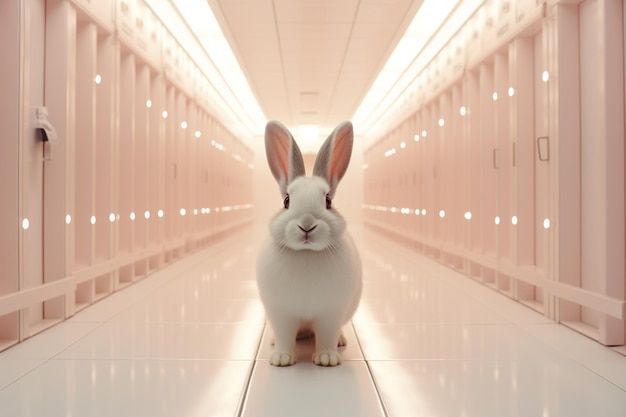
top-left (1, 226), bottom-right (626, 416)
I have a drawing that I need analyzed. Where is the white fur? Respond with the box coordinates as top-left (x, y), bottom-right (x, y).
top-left (257, 219), bottom-right (362, 366)
top-left (258, 120), bottom-right (361, 367)
top-left (257, 180), bottom-right (362, 367)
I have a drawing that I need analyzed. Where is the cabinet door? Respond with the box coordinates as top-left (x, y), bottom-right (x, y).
top-left (0, 0), bottom-right (24, 348)
top-left (494, 52), bottom-right (512, 268)
top-left (479, 63), bottom-right (498, 263)
top-left (22, 0), bottom-right (47, 334)
top-left (526, 33), bottom-right (551, 311)
top-left (0, 0), bottom-right (61, 340)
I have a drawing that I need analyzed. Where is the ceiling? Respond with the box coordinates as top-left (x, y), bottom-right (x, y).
top-left (207, 0), bottom-right (424, 148)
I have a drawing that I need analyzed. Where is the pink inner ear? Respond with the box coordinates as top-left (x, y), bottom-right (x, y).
top-left (268, 149), bottom-right (287, 183)
top-left (276, 139), bottom-right (289, 178)
top-left (266, 123), bottom-right (292, 184)
top-left (329, 125), bottom-right (353, 183)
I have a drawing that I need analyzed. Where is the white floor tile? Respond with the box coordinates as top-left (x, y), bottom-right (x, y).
top-left (55, 321), bottom-right (264, 360)
top-left (0, 359), bottom-right (252, 417)
top-left (521, 322), bottom-right (626, 391)
top-left (113, 295), bottom-right (265, 325)
top-left (162, 276), bottom-right (260, 300)
top-left (0, 322), bottom-right (100, 360)
top-left (355, 322), bottom-right (553, 361)
top-left (0, 358), bottom-right (44, 391)
top-left (369, 359), bottom-right (626, 417)
top-left (0, 322), bottom-right (101, 389)
top-left (241, 361), bottom-right (385, 417)
top-left (354, 291), bottom-right (508, 324)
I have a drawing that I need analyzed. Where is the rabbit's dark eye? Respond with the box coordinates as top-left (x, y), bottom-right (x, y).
top-left (283, 195), bottom-right (290, 209)
top-left (325, 195), bottom-right (332, 209)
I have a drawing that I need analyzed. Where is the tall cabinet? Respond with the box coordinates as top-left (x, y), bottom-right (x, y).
top-left (0, 0), bottom-right (254, 351)
top-left (364, 0), bottom-right (626, 348)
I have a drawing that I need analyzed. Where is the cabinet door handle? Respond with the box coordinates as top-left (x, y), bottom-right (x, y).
top-left (537, 136), bottom-right (550, 161)
top-left (512, 142), bottom-right (516, 167)
top-left (492, 148), bottom-right (499, 169)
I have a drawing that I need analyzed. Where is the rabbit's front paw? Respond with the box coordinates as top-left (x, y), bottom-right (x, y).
top-left (269, 350), bottom-right (296, 367)
top-left (313, 349), bottom-right (342, 367)
top-left (338, 332), bottom-right (347, 347)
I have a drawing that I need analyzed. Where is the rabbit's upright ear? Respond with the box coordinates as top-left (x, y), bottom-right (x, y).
top-left (265, 121), bottom-right (306, 194)
top-left (313, 121), bottom-right (353, 198)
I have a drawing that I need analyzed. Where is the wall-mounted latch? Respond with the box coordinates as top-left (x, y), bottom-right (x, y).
top-left (35, 107), bottom-right (57, 161)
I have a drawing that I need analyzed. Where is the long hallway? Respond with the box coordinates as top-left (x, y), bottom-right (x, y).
top-left (1, 226), bottom-right (625, 417)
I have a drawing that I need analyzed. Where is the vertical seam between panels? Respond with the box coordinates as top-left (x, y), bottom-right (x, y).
top-left (350, 320), bottom-right (391, 417)
top-left (235, 321), bottom-right (267, 417)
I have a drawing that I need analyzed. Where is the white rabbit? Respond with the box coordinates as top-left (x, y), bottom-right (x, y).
top-left (256, 120), bottom-right (362, 367)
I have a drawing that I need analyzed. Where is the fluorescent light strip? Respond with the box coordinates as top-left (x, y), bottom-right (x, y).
top-left (353, 0), bottom-right (483, 141)
top-left (146, 0), bottom-right (266, 139)
top-left (172, 0), bottom-right (265, 132)
top-left (353, 0), bottom-right (459, 134)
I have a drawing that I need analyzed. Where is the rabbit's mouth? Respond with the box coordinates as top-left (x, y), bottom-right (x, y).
top-left (298, 224), bottom-right (317, 244)
top-left (280, 218), bottom-right (331, 251)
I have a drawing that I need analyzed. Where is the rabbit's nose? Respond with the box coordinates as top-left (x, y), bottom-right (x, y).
top-left (298, 214), bottom-right (316, 231)
top-left (298, 224), bottom-right (317, 233)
